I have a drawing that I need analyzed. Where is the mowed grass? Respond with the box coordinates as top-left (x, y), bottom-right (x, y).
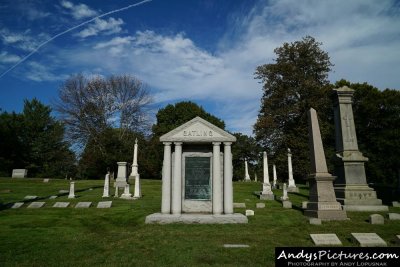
top-left (0, 178), bottom-right (399, 267)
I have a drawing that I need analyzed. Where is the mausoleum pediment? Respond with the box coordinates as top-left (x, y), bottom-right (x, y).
top-left (160, 116), bottom-right (236, 143)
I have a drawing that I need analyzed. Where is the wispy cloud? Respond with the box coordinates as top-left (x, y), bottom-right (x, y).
top-left (75, 17), bottom-right (124, 38)
top-left (24, 61), bottom-right (68, 82)
top-left (0, 52), bottom-right (21, 64)
top-left (60, 0), bottom-right (98, 20)
top-left (0, 28), bottom-right (50, 52)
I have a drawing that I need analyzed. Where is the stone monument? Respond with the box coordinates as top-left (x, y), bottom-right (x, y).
top-left (280, 183), bottom-right (289, 201)
top-left (272, 164), bottom-right (277, 189)
top-left (68, 181), bottom-right (75, 199)
top-left (115, 162), bottom-right (129, 198)
top-left (12, 169), bottom-right (27, 178)
top-left (258, 151), bottom-right (274, 200)
top-left (145, 116), bottom-right (247, 224)
top-left (244, 159), bottom-right (251, 182)
top-left (333, 86), bottom-right (387, 211)
top-left (129, 138), bottom-right (142, 198)
top-left (287, 149), bottom-right (298, 192)
top-left (102, 172), bottom-right (110, 198)
top-left (304, 108), bottom-right (347, 220)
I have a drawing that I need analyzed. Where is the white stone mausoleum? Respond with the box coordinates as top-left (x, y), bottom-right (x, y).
top-left (145, 116), bottom-right (248, 224)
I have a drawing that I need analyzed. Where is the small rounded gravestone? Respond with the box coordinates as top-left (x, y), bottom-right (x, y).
top-left (369, 214), bottom-right (384, 224)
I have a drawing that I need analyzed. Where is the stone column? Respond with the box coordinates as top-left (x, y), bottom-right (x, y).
top-left (171, 142), bottom-right (182, 214)
top-left (133, 174), bottom-right (141, 198)
top-left (260, 151), bottom-right (274, 199)
top-left (224, 142), bottom-right (233, 214)
top-left (161, 142), bottom-right (172, 214)
top-left (281, 183), bottom-right (288, 201)
top-left (244, 159), bottom-right (251, 181)
top-left (213, 142), bottom-right (222, 214)
top-left (121, 184), bottom-right (132, 199)
top-left (68, 181), bottom-right (75, 199)
top-left (102, 173), bottom-right (110, 198)
top-left (333, 86), bottom-right (387, 211)
top-left (263, 152), bottom-right (270, 184)
top-left (273, 164), bottom-right (277, 188)
top-left (130, 138), bottom-right (139, 177)
top-left (287, 149), bottom-right (298, 192)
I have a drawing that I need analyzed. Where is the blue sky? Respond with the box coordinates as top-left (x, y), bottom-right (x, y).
top-left (1, 0), bottom-right (399, 135)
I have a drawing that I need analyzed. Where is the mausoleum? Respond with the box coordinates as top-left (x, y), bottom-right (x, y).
top-left (145, 116), bottom-right (248, 224)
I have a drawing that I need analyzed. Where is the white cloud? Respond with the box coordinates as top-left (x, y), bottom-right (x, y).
top-left (60, 0), bottom-right (97, 19)
top-left (0, 28), bottom-right (50, 52)
top-left (24, 61), bottom-right (67, 82)
top-left (0, 51), bottom-right (21, 64)
top-left (76, 17), bottom-right (124, 38)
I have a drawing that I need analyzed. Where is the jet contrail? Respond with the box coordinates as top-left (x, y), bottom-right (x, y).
top-left (0, 0), bottom-right (152, 79)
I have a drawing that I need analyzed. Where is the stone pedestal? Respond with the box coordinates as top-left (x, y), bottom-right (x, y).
top-left (333, 86), bottom-right (387, 211)
top-left (115, 162), bottom-right (128, 187)
top-left (305, 108), bottom-right (347, 220)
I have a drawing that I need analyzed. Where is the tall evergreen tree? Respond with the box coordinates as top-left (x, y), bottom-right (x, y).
top-left (254, 36), bottom-right (334, 181)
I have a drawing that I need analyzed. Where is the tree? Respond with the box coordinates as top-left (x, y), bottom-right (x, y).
top-left (254, 36), bottom-right (334, 181)
top-left (0, 99), bottom-right (76, 178)
top-left (55, 74), bottom-right (153, 155)
top-left (149, 101), bottom-right (225, 179)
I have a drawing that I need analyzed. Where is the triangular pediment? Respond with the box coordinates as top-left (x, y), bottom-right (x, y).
top-left (160, 116), bottom-right (236, 143)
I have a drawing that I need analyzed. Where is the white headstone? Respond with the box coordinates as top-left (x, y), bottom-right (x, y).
top-left (11, 202), bottom-right (24, 209)
top-left (369, 214), bottom-right (384, 224)
top-left (97, 201), bottom-right (112, 208)
top-left (351, 233), bottom-right (387, 247)
top-left (244, 159), bottom-right (251, 181)
top-left (233, 203), bottom-right (246, 208)
top-left (392, 201), bottom-right (400, 207)
top-left (245, 209), bottom-right (254, 216)
top-left (53, 202), bottom-right (70, 208)
top-left (12, 169), bottom-right (27, 178)
top-left (388, 213), bottom-right (400, 220)
top-left (256, 203), bottom-right (265, 208)
top-left (102, 173), bottom-right (110, 198)
top-left (282, 200), bottom-right (292, 209)
top-left (280, 183), bottom-right (289, 201)
top-left (68, 181), bottom-right (75, 199)
top-left (75, 202), bottom-right (92, 208)
top-left (310, 234), bottom-right (342, 246)
top-left (27, 202), bottom-right (45, 208)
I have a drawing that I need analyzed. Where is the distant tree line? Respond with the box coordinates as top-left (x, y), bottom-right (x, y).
top-left (0, 37), bottom-right (398, 187)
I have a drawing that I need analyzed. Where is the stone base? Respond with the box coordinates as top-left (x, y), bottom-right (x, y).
top-left (254, 191), bottom-right (275, 200)
top-left (304, 209), bottom-right (348, 221)
top-left (335, 184), bottom-right (388, 211)
top-left (287, 186), bottom-right (299, 193)
top-left (145, 213), bottom-right (248, 224)
top-left (342, 205), bottom-right (389, 211)
top-left (282, 201), bottom-right (292, 208)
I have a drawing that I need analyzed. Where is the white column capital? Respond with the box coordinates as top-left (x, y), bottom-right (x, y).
top-left (174, 142), bottom-right (183, 146)
top-left (223, 142), bottom-right (232, 146)
top-left (163, 142), bottom-right (172, 146)
top-left (212, 142), bottom-right (221, 146)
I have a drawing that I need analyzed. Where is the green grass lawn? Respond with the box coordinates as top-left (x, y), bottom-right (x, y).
top-left (0, 178), bottom-right (399, 267)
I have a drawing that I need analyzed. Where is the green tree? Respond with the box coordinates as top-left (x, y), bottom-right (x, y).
top-left (335, 80), bottom-right (400, 187)
top-left (232, 133), bottom-right (262, 181)
top-left (254, 36), bottom-right (334, 181)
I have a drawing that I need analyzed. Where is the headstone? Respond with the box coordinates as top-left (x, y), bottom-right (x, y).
top-left (280, 183), bottom-right (289, 201)
top-left (59, 190), bottom-right (69, 194)
top-left (244, 159), bottom-right (251, 181)
top-left (75, 202), bottom-right (92, 208)
top-left (12, 169), bottom-right (27, 178)
top-left (146, 116), bottom-right (247, 224)
top-left (43, 178), bottom-right (49, 183)
top-left (304, 108), bottom-right (348, 221)
top-left (392, 201), bottom-right (399, 207)
top-left (272, 164), bottom-right (277, 188)
top-left (97, 201), bottom-right (112, 208)
top-left (388, 213), bottom-right (400, 220)
top-left (254, 173), bottom-right (257, 182)
top-left (53, 202), bottom-right (70, 208)
top-left (223, 244), bottom-right (250, 248)
top-left (24, 195), bottom-right (38, 200)
top-left (11, 202), bottom-right (24, 209)
top-left (49, 196), bottom-right (58, 199)
top-left (351, 233), bottom-right (387, 247)
top-left (287, 149), bottom-right (298, 192)
top-left (259, 151), bottom-right (274, 200)
top-left (27, 202), bottom-right (45, 208)
top-left (102, 173), bottom-right (110, 198)
top-left (369, 214), bottom-right (384, 224)
top-left (302, 201), bottom-right (308, 209)
top-left (233, 203), bottom-right (246, 208)
top-left (282, 200), bottom-right (292, 209)
top-left (120, 184), bottom-right (133, 199)
top-left (310, 234), bottom-right (342, 246)
top-left (68, 181), bottom-right (75, 199)
top-left (333, 86), bottom-right (388, 211)
top-left (309, 218), bottom-right (322, 225)
top-left (256, 203), bottom-right (265, 208)
top-left (245, 209), bottom-right (254, 216)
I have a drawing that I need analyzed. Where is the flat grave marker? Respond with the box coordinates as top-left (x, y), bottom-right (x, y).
top-left (97, 201), bottom-right (112, 208)
top-left (27, 202), bottom-right (45, 209)
top-left (223, 244), bottom-right (250, 248)
top-left (24, 195), bottom-right (38, 200)
top-left (233, 203), bottom-right (246, 208)
top-left (75, 202), bottom-right (92, 208)
top-left (245, 210), bottom-right (254, 216)
top-left (43, 179), bottom-right (49, 183)
top-left (49, 196), bottom-right (58, 199)
top-left (11, 202), bottom-right (24, 209)
top-left (59, 190), bottom-right (69, 194)
top-left (53, 202), bottom-right (70, 208)
top-left (351, 233), bottom-right (387, 247)
top-left (310, 234), bottom-right (342, 246)
top-left (256, 203), bottom-right (265, 208)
